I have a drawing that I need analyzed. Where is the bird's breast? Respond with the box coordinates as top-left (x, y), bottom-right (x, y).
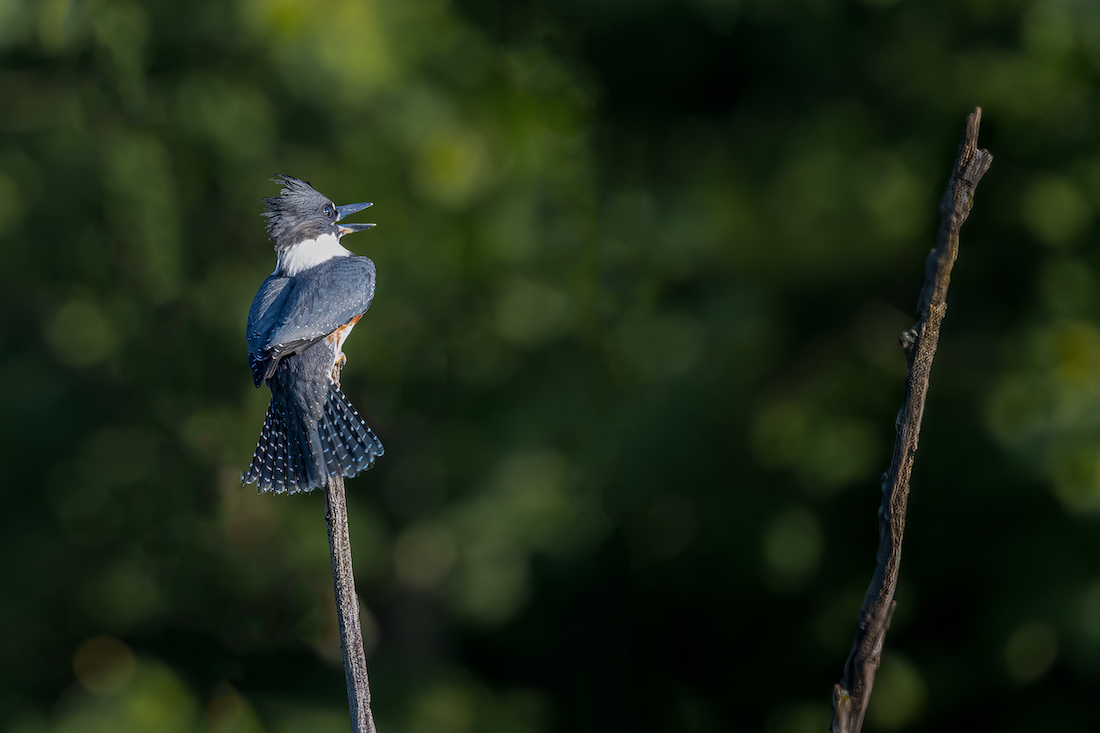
top-left (326, 314), bottom-right (362, 355)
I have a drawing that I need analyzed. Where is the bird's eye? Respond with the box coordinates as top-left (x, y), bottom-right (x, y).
top-left (323, 205), bottom-right (334, 218)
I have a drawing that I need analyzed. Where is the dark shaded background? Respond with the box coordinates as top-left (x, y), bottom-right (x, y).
top-left (2, 0), bottom-right (1098, 730)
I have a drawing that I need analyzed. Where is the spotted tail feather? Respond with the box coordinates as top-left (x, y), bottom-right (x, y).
top-left (319, 382), bottom-right (384, 480)
top-left (243, 397), bottom-right (318, 494)
top-left (243, 384), bottom-right (383, 494)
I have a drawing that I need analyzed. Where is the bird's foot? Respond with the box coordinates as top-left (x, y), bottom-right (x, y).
top-left (332, 352), bottom-right (347, 380)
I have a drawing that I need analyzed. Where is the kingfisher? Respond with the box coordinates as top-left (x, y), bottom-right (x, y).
top-left (241, 175), bottom-right (384, 494)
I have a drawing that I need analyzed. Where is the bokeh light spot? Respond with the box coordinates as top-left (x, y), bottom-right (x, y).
top-left (81, 562), bottom-right (165, 632)
top-left (44, 298), bottom-right (117, 368)
top-left (495, 277), bottom-right (568, 347)
top-left (1049, 442), bottom-right (1100, 513)
top-left (1037, 257), bottom-right (1097, 316)
top-left (73, 635), bottom-right (136, 694)
top-left (1004, 620), bottom-right (1059, 684)
top-left (1049, 321), bottom-right (1100, 387)
top-left (250, 0), bottom-right (305, 37)
top-left (412, 685), bottom-right (475, 733)
top-left (451, 545), bottom-right (529, 626)
top-left (866, 652), bottom-right (927, 730)
top-left (985, 375), bottom-right (1055, 447)
top-left (206, 681), bottom-right (265, 733)
top-left (857, 154), bottom-right (925, 240)
top-left (414, 127), bottom-right (492, 208)
top-left (56, 660), bottom-right (202, 732)
top-left (1077, 579), bottom-right (1100, 640)
top-left (752, 402), bottom-right (878, 493)
top-left (762, 505), bottom-right (823, 591)
top-left (1022, 176), bottom-right (1092, 247)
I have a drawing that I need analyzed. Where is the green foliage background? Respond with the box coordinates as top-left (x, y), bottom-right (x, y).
top-left (2, 0), bottom-right (1100, 730)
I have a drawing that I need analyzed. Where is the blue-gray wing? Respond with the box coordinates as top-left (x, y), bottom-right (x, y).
top-left (246, 275), bottom-right (293, 386)
top-left (254, 256), bottom-right (377, 383)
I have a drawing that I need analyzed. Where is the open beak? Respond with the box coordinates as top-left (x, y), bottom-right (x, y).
top-left (338, 222), bottom-right (376, 235)
top-left (336, 202), bottom-right (375, 236)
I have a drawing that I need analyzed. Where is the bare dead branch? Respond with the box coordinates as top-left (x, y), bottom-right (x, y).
top-left (830, 108), bottom-right (993, 733)
top-left (326, 363), bottom-right (378, 733)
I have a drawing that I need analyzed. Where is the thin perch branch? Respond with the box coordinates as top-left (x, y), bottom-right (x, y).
top-left (830, 108), bottom-right (992, 733)
top-left (327, 362), bottom-right (377, 733)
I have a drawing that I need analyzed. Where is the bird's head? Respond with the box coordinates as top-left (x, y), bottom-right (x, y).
top-left (263, 175), bottom-right (374, 250)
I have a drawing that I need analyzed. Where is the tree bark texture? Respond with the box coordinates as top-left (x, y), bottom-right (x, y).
top-left (327, 362), bottom-right (377, 733)
top-left (830, 108), bottom-right (993, 733)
